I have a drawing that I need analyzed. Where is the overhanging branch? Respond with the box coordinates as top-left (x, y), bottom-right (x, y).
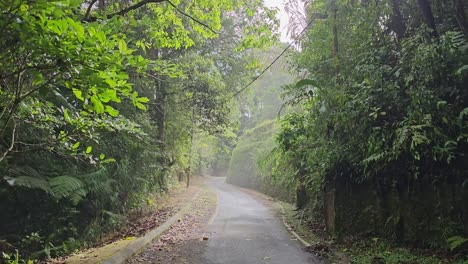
top-left (82, 0), bottom-right (218, 35)
top-left (83, 0), bottom-right (165, 22)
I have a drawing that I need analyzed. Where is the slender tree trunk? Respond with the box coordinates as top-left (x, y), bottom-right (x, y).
top-left (331, 0), bottom-right (339, 74)
top-left (98, 0), bottom-right (105, 11)
top-left (186, 107), bottom-right (195, 188)
top-left (417, 0), bottom-right (438, 38)
top-left (154, 49), bottom-right (168, 191)
top-left (453, 0), bottom-right (468, 37)
top-left (324, 185), bottom-right (336, 235)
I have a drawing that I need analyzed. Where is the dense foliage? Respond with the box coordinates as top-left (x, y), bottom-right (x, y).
top-left (270, 0), bottom-right (468, 251)
top-left (0, 0), bottom-right (277, 260)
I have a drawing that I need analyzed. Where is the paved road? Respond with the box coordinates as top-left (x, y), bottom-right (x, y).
top-left (201, 177), bottom-right (320, 264)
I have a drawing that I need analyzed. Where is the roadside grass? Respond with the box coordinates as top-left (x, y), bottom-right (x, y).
top-left (344, 239), bottom-right (453, 264)
top-left (277, 200), bottom-right (466, 264)
top-left (276, 201), bottom-right (322, 244)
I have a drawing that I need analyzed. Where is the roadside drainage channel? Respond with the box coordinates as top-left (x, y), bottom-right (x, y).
top-left (102, 190), bottom-right (202, 264)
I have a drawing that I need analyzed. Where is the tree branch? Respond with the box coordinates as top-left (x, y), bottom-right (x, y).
top-left (83, 0), bottom-right (165, 22)
top-left (0, 119), bottom-right (16, 163)
top-left (84, 0), bottom-right (99, 21)
top-left (166, 0), bottom-right (218, 35)
top-left (82, 0), bottom-right (218, 35)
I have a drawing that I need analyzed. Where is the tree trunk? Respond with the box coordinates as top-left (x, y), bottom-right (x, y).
top-left (154, 49), bottom-right (168, 191)
top-left (331, 0), bottom-right (339, 74)
top-left (98, 0), bottom-right (105, 11)
top-left (453, 0), bottom-right (468, 37)
top-left (324, 188), bottom-right (336, 235)
top-left (390, 0), bottom-right (406, 40)
top-left (417, 0), bottom-right (438, 38)
top-left (186, 108), bottom-right (195, 188)
top-left (296, 181), bottom-right (308, 209)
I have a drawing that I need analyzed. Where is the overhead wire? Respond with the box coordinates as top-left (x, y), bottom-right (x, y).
top-left (232, 16), bottom-right (316, 97)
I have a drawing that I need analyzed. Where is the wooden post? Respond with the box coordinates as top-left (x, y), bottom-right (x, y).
top-left (324, 188), bottom-right (336, 235)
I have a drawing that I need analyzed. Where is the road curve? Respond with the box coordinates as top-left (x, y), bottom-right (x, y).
top-left (202, 177), bottom-right (320, 264)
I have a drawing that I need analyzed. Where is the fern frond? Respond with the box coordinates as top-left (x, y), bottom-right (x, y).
top-left (4, 176), bottom-right (51, 193)
top-left (5, 166), bottom-right (51, 193)
top-left (49, 176), bottom-right (86, 204)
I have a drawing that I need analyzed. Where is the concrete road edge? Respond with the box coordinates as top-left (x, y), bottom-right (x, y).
top-left (102, 190), bottom-right (201, 264)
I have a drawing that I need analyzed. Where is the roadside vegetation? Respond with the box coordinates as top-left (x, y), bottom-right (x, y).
top-left (228, 0), bottom-right (468, 263)
top-left (0, 0), bottom-right (277, 262)
top-left (1, 0), bottom-right (467, 263)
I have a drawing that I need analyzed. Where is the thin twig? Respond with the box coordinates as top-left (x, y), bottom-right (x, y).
top-left (0, 119), bottom-right (16, 163)
top-left (166, 0), bottom-right (218, 35)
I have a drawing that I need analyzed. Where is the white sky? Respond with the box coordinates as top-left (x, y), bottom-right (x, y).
top-left (263, 0), bottom-right (292, 43)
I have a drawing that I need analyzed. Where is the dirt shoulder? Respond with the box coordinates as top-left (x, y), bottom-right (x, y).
top-left (127, 184), bottom-right (217, 264)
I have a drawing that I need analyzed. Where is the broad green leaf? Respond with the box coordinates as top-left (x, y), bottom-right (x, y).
top-left (137, 97), bottom-right (150, 103)
top-left (91, 95), bottom-right (104, 113)
top-left (105, 105), bottom-right (119, 117)
top-left (99, 89), bottom-right (118, 103)
top-left (73, 89), bottom-right (84, 101)
top-left (135, 102), bottom-right (147, 110)
top-left (118, 39), bottom-right (128, 54)
top-left (86, 146), bottom-right (92, 154)
top-left (296, 79), bottom-right (319, 88)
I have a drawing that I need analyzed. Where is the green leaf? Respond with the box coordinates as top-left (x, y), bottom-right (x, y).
top-left (91, 95), bottom-right (104, 113)
top-left (456, 65), bottom-right (468, 76)
top-left (137, 97), bottom-right (150, 103)
top-left (447, 236), bottom-right (468, 251)
top-left (135, 102), bottom-right (147, 110)
top-left (73, 89), bottom-right (84, 101)
top-left (63, 109), bottom-right (71, 122)
top-left (99, 153), bottom-right (105, 160)
top-left (101, 158), bottom-right (116, 164)
top-left (437, 100), bottom-right (447, 109)
top-left (31, 70), bottom-right (44, 86)
top-left (296, 79), bottom-right (319, 88)
top-left (118, 39), bottom-right (128, 54)
top-left (105, 105), bottom-right (119, 117)
top-left (72, 142), bottom-right (80, 149)
top-left (99, 89), bottom-right (118, 103)
top-left (49, 176), bottom-right (86, 204)
top-left (86, 146), bottom-right (92, 154)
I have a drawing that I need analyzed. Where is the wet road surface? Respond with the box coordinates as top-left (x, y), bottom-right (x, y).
top-left (201, 177), bottom-right (320, 264)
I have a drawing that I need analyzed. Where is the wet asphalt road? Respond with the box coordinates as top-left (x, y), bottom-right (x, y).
top-left (200, 177), bottom-right (320, 264)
